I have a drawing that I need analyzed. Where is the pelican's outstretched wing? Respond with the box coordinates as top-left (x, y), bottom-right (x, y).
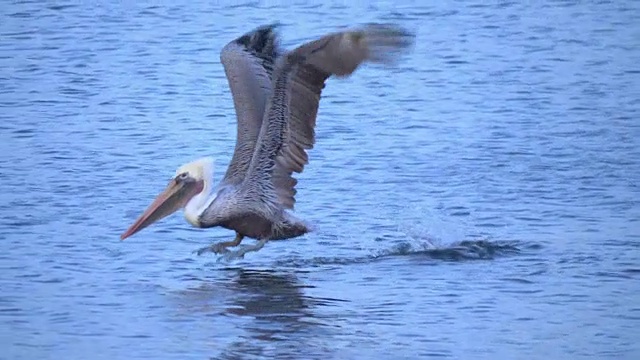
top-left (244, 23), bottom-right (415, 210)
top-left (219, 24), bottom-right (283, 186)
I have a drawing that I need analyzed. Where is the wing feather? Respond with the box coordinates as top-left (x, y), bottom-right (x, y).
top-left (242, 52), bottom-right (308, 212)
top-left (238, 23), bottom-right (414, 211)
top-left (271, 24), bottom-right (415, 209)
top-left (219, 24), bottom-right (283, 185)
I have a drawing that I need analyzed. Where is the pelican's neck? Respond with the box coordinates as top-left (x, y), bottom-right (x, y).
top-left (184, 172), bottom-right (215, 227)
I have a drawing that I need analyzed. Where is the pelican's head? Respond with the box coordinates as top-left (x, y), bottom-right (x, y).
top-left (120, 157), bottom-right (214, 240)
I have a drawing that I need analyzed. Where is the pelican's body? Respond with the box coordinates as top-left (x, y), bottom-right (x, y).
top-left (182, 161), bottom-right (309, 241)
top-left (121, 23), bottom-right (414, 259)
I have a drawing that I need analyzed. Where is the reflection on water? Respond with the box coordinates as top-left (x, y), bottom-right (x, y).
top-left (169, 269), bottom-right (345, 359)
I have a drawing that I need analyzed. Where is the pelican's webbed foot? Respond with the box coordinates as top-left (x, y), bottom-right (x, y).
top-left (195, 233), bottom-right (244, 256)
top-left (222, 239), bottom-right (268, 261)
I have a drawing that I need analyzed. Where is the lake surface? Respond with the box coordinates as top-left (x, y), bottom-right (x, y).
top-left (1, 1), bottom-right (639, 359)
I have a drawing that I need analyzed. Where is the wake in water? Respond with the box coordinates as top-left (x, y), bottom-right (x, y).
top-left (271, 238), bottom-right (533, 269)
top-left (372, 238), bottom-right (525, 261)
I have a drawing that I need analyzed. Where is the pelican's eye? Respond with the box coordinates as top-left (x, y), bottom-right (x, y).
top-left (177, 172), bottom-right (189, 181)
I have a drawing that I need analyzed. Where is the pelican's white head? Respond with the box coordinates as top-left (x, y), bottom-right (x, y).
top-left (175, 157), bottom-right (215, 183)
top-left (120, 157), bottom-right (215, 240)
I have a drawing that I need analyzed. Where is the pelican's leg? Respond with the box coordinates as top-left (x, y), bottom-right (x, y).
top-left (222, 239), bottom-right (269, 261)
top-left (195, 233), bottom-right (244, 256)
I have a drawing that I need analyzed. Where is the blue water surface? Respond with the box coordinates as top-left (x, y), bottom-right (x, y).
top-left (1, 1), bottom-right (639, 359)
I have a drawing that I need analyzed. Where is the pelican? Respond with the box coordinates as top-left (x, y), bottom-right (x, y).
top-left (120, 22), bottom-right (415, 259)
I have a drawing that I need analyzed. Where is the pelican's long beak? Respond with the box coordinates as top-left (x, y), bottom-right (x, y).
top-left (120, 178), bottom-right (204, 240)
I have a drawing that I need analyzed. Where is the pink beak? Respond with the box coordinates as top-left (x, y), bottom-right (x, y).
top-left (121, 178), bottom-right (203, 240)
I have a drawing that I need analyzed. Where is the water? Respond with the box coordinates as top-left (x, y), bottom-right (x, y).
top-left (1, 1), bottom-right (639, 359)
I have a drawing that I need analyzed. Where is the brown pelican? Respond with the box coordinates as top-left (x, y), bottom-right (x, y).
top-left (120, 23), bottom-right (414, 260)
